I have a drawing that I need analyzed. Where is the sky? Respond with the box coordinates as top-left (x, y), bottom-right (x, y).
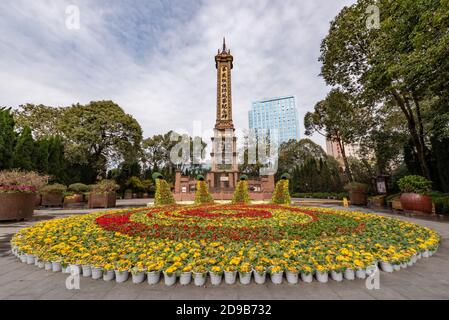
top-left (0, 0), bottom-right (356, 148)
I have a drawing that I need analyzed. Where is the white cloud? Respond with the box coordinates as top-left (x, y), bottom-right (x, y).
top-left (0, 0), bottom-right (356, 149)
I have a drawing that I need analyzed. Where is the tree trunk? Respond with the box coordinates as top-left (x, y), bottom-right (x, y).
top-left (336, 134), bottom-right (354, 182)
top-left (391, 90), bottom-right (431, 180)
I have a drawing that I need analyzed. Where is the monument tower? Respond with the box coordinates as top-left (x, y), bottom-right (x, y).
top-left (208, 38), bottom-right (239, 190)
top-left (173, 39), bottom-right (274, 201)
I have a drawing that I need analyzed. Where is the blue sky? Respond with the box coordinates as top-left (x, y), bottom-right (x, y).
top-left (0, 0), bottom-right (356, 147)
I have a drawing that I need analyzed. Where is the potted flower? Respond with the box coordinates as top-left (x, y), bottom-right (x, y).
top-left (398, 175), bottom-right (433, 214)
top-left (103, 264), bottom-right (115, 281)
top-left (0, 170), bottom-right (48, 221)
top-left (285, 265), bottom-right (299, 285)
top-left (91, 265), bottom-right (103, 280)
top-left (193, 265), bottom-right (208, 287)
top-left (224, 265), bottom-right (238, 285)
top-left (253, 265), bottom-right (267, 284)
top-left (64, 183), bottom-right (89, 208)
top-left (163, 266), bottom-right (178, 286)
top-left (238, 263), bottom-right (252, 285)
top-left (269, 265), bottom-right (284, 285)
top-left (330, 265), bottom-right (344, 282)
top-left (131, 265), bottom-right (146, 284)
top-left (300, 265), bottom-right (314, 283)
top-left (315, 265), bottom-right (329, 283)
top-left (146, 263), bottom-right (162, 285)
top-left (209, 266), bottom-right (223, 286)
top-left (40, 184), bottom-right (67, 207)
top-left (88, 180), bottom-right (118, 209)
top-left (180, 265), bottom-right (193, 286)
top-left (344, 182), bottom-right (369, 206)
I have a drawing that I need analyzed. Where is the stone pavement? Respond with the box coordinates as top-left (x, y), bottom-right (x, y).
top-left (1, 204), bottom-right (448, 300)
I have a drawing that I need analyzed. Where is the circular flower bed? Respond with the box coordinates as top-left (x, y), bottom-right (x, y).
top-left (11, 204), bottom-right (440, 286)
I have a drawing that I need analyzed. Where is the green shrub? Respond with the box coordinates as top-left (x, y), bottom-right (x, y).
top-left (434, 197), bottom-right (449, 215)
top-left (272, 180), bottom-right (291, 204)
top-left (154, 179), bottom-right (175, 206)
top-left (232, 180), bottom-right (250, 204)
top-left (398, 175), bottom-right (432, 194)
top-left (91, 180), bottom-right (119, 193)
top-left (291, 192), bottom-right (348, 200)
top-left (68, 183), bottom-right (90, 193)
top-left (126, 176), bottom-right (145, 193)
top-left (40, 183), bottom-right (67, 194)
top-left (195, 180), bottom-right (214, 205)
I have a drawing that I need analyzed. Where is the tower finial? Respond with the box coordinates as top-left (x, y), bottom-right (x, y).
top-left (222, 37), bottom-right (226, 52)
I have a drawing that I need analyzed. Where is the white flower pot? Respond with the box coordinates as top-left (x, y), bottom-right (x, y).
top-left (400, 263), bottom-right (407, 269)
top-left (210, 272), bottom-right (222, 286)
top-left (103, 270), bottom-right (115, 282)
top-left (82, 265), bottom-right (92, 277)
top-left (193, 273), bottom-right (207, 287)
top-left (286, 272), bottom-right (299, 284)
top-left (224, 271), bottom-right (237, 285)
top-left (331, 271), bottom-right (343, 282)
top-left (62, 265), bottom-right (70, 274)
top-left (422, 250), bottom-right (430, 258)
top-left (344, 269), bottom-right (355, 280)
top-left (316, 272), bottom-right (329, 283)
top-left (379, 262), bottom-right (394, 273)
top-left (44, 262), bottom-right (53, 271)
top-left (34, 258), bottom-right (39, 266)
top-left (254, 272), bottom-right (267, 285)
top-left (356, 269), bottom-right (366, 279)
top-left (51, 262), bottom-right (62, 272)
top-left (407, 259), bottom-right (414, 267)
top-left (393, 264), bottom-right (401, 272)
top-left (163, 272), bottom-right (177, 286)
top-left (180, 272), bottom-right (192, 286)
top-left (412, 255), bottom-right (418, 264)
top-left (132, 272), bottom-right (146, 284)
top-left (115, 270), bottom-right (129, 283)
top-left (417, 252), bottom-right (422, 259)
top-left (92, 267), bottom-right (103, 280)
top-left (270, 272), bottom-right (284, 285)
top-left (239, 271), bottom-right (252, 285)
top-left (26, 255), bottom-right (35, 265)
top-left (69, 265), bottom-right (81, 275)
top-left (301, 273), bottom-right (313, 283)
top-left (147, 271), bottom-right (161, 285)
top-left (37, 261), bottom-right (45, 269)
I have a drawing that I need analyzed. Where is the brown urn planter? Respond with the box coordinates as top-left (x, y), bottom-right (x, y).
top-left (349, 191), bottom-right (367, 206)
top-left (41, 192), bottom-right (64, 207)
top-left (400, 193), bottom-right (433, 214)
top-left (0, 193), bottom-right (36, 221)
top-left (88, 192), bottom-right (116, 209)
top-left (124, 192), bottom-right (133, 200)
top-left (63, 194), bottom-right (85, 208)
top-left (34, 194), bottom-right (42, 207)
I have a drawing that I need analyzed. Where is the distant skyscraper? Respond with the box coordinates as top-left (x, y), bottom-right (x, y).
top-left (248, 96), bottom-right (300, 144)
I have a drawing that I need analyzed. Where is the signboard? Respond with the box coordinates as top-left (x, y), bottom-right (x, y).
top-left (220, 176), bottom-right (229, 182)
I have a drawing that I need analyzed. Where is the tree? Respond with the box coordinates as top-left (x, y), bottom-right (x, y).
top-left (59, 101), bottom-right (143, 180)
top-left (33, 138), bottom-right (50, 174)
top-left (13, 126), bottom-right (34, 171)
top-left (319, 0), bottom-right (449, 180)
top-left (0, 108), bottom-right (16, 170)
top-left (13, 104), bottom-right (63, 138)
top-left (47, 136), bottom-right (66, 182)
top-left (304, 89), bottom-right (366, 182)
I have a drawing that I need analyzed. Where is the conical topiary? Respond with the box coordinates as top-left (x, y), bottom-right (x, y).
top-left (272, 177), bottom-right (291, 205)
top-left (194, 180), bottom-right (214, 205)
top-left (232, 178), bottom-right (250, 204)
top-left (153, 173), bottom-right (175, 206)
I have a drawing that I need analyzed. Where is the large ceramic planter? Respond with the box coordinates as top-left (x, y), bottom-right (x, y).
top-left (400, 193), bottom-right (433, 214)
top-left (88, 192), bottom-right (116, 209)
top-left (41, 192), bottom-right (64, 207)
top-left (0, 193), bottom-right (36, 221)
top-left (349, 191), bottom-right (367, 206)
top-left (63, 194), bottom-right (85, 209)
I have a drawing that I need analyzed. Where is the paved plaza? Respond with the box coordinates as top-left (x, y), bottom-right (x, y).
top-left (1, 201), bottom-right (448, 300)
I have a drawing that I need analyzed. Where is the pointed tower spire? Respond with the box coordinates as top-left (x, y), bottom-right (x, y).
top-left (222, 37), bottom-right (227, 53)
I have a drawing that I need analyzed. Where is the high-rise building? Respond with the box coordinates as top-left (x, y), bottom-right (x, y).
top-left (248, 96), bottom-right (300, 144)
